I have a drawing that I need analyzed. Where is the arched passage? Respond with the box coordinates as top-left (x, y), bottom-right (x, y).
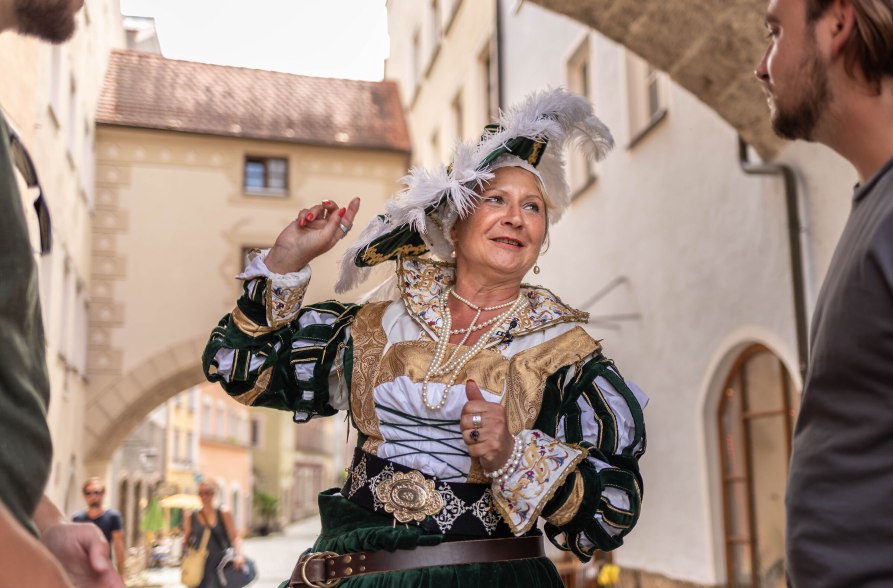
top-left (529, 0), bottom-right (785, 159)
top-left (83, 336), bottom-right (209, 474)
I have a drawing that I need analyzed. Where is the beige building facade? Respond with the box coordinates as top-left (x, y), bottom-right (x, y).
top-left (164, 388), bottom-right (199, 496)
top-left (197, 382), bottom-right (252, 536)
top-left (386, 1), bottom-right (854, 586)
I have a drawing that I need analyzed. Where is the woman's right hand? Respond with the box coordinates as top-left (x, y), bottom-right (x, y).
top-left (264, 197), bottom-right (361, 274)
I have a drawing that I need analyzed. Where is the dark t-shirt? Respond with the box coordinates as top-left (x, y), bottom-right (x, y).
top-left (73, 509), bottom-right (123, 543)
top-left (0, 112), bottom-right (53, 536)
top-left (786, 158), bottom-right (893, 586)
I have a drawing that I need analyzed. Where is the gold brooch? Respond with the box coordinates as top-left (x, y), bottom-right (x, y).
top-left (375, 471), bottom-right (444, 523)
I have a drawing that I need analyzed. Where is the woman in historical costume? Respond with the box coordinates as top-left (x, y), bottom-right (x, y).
top-left (203, 88), bottom-right (647, 587)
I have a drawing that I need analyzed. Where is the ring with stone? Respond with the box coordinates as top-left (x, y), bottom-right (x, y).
top-left (470, 429), bottom-right (480, 443)
top-left (338, 223), bottom-right (351, 235)
top-left (471, 413), bottom-right (482, 430)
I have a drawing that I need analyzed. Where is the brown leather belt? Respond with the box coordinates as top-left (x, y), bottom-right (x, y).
top-left (288, 535), bottom-right (545, 587)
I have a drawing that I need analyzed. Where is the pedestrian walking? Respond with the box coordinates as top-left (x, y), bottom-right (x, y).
top-left (72, 478), bottom-right (127, 581)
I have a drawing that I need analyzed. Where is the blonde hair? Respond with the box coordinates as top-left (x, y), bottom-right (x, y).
top-left (82, 477), bottom-right (104, 494)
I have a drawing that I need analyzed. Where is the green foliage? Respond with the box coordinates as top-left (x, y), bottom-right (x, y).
top-left (253, 491), bottom-right (279, 525)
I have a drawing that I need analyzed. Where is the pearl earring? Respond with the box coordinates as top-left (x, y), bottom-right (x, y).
top-left (533, 264), bottom-right (540, 275)
top-left (451, 250), bottom-right (456, 259)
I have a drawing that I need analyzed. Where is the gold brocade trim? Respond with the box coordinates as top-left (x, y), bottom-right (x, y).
top-left (527, 140), bottom-right (545, 165)
top-left (231, 307), bottom-right (276, 337)
top-left (231, 367), bottom-right (272, 407)
top-left (376, 341), bottom-right (508, 396)
top-left (361, 243), bottom-right (429, 266)
top-left (349, 302), bottom-right (391, 444)
top-left (466, 459), bottom-right (488, 484)
top-left (545, 471), bottom-right (585, 527)
top-left (504, 327), bottom-right (602, 435)
top-left (362, 437), bottom-right (383, 455)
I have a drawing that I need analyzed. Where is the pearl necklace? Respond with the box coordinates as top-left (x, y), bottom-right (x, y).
top-left (447, 289), bottom-right (521, 335)
top-left (421, 288), bottom-right (526, 411)
top-left (449, 288), bottom-right (519, 312)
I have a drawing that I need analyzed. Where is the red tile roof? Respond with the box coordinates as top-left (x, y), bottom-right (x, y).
top-left (97, 50), bottom-right (410, 153)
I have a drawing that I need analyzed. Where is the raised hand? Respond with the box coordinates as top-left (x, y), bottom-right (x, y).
top-left (460, 379), bottom-right (514, 473)
top-left (265, 197), bottom-right (361, 274)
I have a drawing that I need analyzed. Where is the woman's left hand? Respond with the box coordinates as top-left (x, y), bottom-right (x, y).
top-left (460, 379), bottom-right (514, 473)
top-left (233, 554), bottom-right (245, 571)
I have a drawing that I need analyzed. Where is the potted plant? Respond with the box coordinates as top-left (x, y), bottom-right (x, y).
top-left (253, 491), bottom-right (279, 536)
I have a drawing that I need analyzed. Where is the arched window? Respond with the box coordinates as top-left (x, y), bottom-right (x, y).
top-left (718, 345), bottom-right (800, 587)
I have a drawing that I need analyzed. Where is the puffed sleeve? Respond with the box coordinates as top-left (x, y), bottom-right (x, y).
top-left (202, 250), bottom-right (360, 421)
top-left (490, 351), bottom-right (647, 561)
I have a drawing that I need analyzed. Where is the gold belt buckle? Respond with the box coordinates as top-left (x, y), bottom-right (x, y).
top-left (299, 551), bottom-right (340, 588)
top-left (375, 470), bottom-right (444, 523)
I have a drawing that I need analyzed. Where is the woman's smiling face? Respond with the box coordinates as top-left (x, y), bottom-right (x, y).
top-left (451, 166), bottom-right (547, 283)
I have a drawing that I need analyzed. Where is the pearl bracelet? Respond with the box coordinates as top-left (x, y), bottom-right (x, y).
top-left (485, 434), bottom-right (524, 484)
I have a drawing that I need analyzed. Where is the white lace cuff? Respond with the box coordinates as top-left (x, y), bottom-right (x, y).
top-left (491, 429), bottom-right (587, 535)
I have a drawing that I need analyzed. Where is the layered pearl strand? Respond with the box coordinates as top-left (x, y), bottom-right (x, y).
top-left (420, 287), bottom-right (526, 411)
top-left (446, 290), bottom-right (519, 335)
top-left (485, 433), bottom-right (524, 485)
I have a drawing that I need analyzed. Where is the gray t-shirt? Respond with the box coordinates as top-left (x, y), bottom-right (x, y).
top-left (786, 158), bottom-right (893, 587)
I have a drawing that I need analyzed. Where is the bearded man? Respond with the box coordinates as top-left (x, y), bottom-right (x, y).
top-left (756, 0), bottom-right (893, 586)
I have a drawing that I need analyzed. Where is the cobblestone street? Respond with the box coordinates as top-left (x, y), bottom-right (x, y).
top-left (140, 516), bottom-right (321, 588)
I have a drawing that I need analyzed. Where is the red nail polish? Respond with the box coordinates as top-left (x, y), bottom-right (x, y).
top-left (338, 208), bottom-right (346, 217)
top-left (307, 213), bottom-right (314, 221)
top-left (299, 219), bottom-right (305, 227)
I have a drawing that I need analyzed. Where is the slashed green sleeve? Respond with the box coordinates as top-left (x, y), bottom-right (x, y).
top-left (202, 273), bottom-right (360, 422)
top-left (534, 354), bottom-right (646, 561)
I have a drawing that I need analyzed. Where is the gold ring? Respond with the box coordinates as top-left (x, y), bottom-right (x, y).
top-left (299, 551), bottom-right (340, 588)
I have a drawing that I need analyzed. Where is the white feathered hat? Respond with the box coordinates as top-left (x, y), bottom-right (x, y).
top-left (335, 87), bottom-right (613, 293)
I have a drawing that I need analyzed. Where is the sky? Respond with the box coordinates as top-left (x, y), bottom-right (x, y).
top-left (119, 0), bottom-right (390, 81)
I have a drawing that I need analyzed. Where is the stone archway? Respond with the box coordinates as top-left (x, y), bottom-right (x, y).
top-left (83, 336), bottom-right (208, 474)
top-left (529, 0), bottom-right (784, 159)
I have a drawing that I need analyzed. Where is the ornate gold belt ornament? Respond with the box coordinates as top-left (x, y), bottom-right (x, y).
top-left (375, 470), bottom-right (444, 523)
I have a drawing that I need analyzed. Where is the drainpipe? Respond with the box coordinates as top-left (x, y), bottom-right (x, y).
top-left (738, 137), bottom-right (809, 383)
